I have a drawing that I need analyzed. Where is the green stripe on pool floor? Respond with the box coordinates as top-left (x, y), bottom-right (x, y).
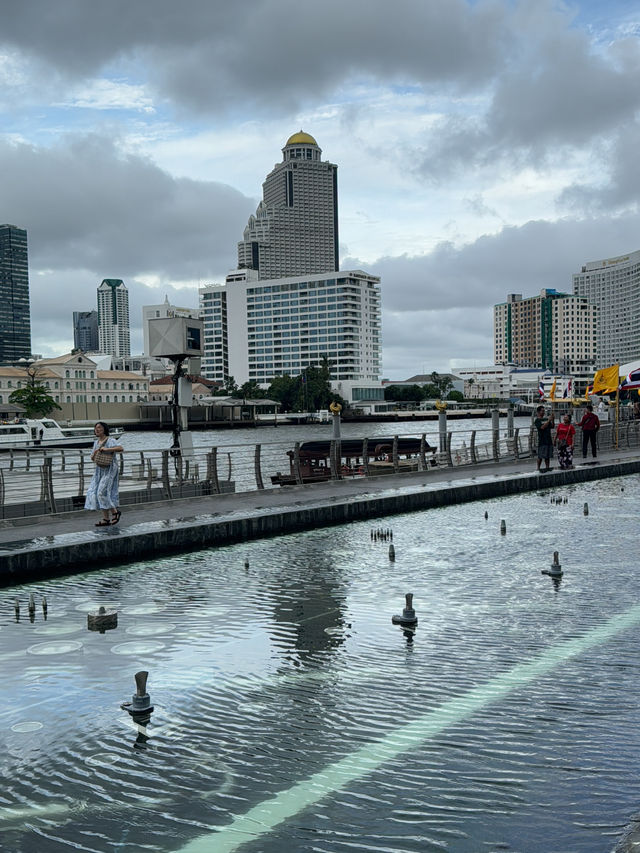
top-left (175, 604), bottom-right (640, 853)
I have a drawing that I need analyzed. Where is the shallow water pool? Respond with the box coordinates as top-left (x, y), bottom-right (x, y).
top-left (1, 474), bottom-right (639, 852)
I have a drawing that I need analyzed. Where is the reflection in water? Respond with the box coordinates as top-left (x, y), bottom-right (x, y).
top-left (269, 548), bottom-right (348, 665)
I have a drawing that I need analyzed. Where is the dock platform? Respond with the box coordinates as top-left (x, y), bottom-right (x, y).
top-left (1, 445), bottom-right (639, 585)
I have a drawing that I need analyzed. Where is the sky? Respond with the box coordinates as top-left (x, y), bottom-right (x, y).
top-left (1, 0), bottom-right (639, 379)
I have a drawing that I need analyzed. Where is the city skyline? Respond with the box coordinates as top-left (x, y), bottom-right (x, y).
top-left (0, 1), bottom-right (638, 376)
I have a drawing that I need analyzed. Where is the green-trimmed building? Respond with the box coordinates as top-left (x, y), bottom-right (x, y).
top-left (494, 289), bottom-right (596, 374)
top-left (97, 279), bottom-right (130, 357)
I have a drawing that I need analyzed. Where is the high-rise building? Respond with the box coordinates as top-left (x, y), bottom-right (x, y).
top-left (97, 279), bottom-right (130, 357)
top-left (142, 296), bottom-right (201, 356)
top-left (237, 131), bottom-right (339, 280)
top-left (73, 310), bottom-right (99, 352)
top-left (0, 224), bottom-right (31, 363)
top-left (201, 268), bottom-right (381, 385)
top-left (202, 132), bottom-right (381, 392)
top-left (573, 249), bottom-right (640, 366)
top-left (494, 289), bottom-right (596, 374)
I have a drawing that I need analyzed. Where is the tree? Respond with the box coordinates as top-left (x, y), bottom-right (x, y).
top-left (421, 383), bottom-right (441, 399)
top-left (9, 383), bottom-right (61, 418)
top-left (267, 374), bottom-right (300, 412)
top-left (267, 358), bottom-right (342, 412)
top-left (239, 380), bottom-right (262, 400)
top-left (301, 358), bottom-right (336, 410)
top-left (430, 371), bottom-right (453, 398)
top-left (384, 384), bottom-right (425, 403)
top-left (446, 390), bottom-right (464, 402)
top-left (214, 375), bottom-right (238, 396)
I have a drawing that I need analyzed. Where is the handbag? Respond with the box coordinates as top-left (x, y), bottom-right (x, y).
top-left (94, 448), bottom-right (112, 468)
top-left (557, 439), bottom-right (567, 449)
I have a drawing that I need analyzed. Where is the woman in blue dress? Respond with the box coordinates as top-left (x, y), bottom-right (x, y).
top-left (85, 421), bottom-right (124, 526)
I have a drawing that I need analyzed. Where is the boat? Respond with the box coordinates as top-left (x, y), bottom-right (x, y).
top-left (271, 436), bottom-right (436, 486)
top-left (0, 418), bottom-right (124, 450)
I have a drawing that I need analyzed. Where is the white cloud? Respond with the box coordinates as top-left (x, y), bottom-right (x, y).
top-left (56, 79), bottom-right (156, 113)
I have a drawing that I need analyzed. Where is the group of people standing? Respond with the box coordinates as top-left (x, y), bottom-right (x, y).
top-left (534, 403), bottom-right (600, 472)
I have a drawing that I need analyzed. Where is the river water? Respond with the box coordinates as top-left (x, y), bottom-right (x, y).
top-left (1, 471), bottom-right (639, 852)
top-left (118, 415), bottom-right (528, 451)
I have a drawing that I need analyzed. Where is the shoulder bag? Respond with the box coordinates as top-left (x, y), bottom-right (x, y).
top-left (95, 448), bottom-right (112, 468)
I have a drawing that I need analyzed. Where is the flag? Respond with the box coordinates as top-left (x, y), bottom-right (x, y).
top-left (538, 380), bottom-right (544, 398)
top-left (585, 384), bottom-right (592, 401)
top-left (549, 379), bottom-right (557, 401)
top-left (621, 367), bottom-right (640, 390)
top-left (563, 379), bottom-right (572, 399)
top-left (592, 364), bottom-right (619, 394)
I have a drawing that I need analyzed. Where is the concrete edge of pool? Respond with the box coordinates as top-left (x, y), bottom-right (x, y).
top-left (1, 451), bottom-right (639, 585)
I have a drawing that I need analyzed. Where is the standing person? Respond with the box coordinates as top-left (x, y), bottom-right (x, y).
top-left (534, 405), bottom-right (554, 472)
top-left (554, 413), bottom-right (576, 470)
top-left (85, 422), bottom-right (123, 526)
top-left (578, 403), bottom-right (600, 459)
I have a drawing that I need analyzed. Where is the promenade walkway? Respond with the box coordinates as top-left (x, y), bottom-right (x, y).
top-left (2, 443), bottom-right (640, 584)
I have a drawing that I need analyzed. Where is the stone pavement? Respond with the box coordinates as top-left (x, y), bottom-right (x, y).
top-left (1, 444), bottom-right (639, 585)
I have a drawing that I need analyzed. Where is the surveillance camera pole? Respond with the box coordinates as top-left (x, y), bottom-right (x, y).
top-left (170, 355), bottom-right (186, 456)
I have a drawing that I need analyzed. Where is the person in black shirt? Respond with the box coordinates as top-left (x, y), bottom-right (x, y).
top-left (534, 405), bottom-right (554, 472)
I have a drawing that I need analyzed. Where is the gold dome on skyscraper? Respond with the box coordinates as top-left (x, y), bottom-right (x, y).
top-left (285, 130), bottom-right (318, 146)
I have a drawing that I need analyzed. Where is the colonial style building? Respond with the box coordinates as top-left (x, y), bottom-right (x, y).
top-left (0, 352), bottom-right (149, 407)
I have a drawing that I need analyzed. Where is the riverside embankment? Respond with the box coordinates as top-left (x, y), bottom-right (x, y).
top-left (2, 444), bottom-right (639, 584)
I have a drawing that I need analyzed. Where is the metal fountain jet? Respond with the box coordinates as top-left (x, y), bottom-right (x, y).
top-left (121, 671), bottom-right (155, 749)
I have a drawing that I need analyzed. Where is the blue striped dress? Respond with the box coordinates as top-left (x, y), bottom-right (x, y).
top-left (84, 437), bottom-right (120, 510)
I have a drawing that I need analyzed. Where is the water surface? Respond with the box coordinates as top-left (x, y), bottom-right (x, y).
top-left (1, 474), bottom-right (638, 852)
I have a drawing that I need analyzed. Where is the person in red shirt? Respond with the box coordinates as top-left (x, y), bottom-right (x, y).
top-left (554, 413), bottom-right (576, 469)
top-left (577, 403), bottom-right (600, 459)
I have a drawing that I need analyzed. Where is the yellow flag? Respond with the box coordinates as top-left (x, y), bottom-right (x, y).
top-left (549, 379), bottom-right (557, 401)
top-left (592, 364), bottom-right (619, 394)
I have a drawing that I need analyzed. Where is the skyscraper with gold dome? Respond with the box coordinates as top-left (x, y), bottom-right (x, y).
top-left (201, 132), bottom-right (381, 393)
top-left (237, 131), bottom-right (339, 280)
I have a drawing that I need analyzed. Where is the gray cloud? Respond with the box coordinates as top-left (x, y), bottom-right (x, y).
top-left (0, 134), bottom-right (253, 279)
top-left (410, 3), bottom-right (640, 179)
top-left (0, 0), bottom-right (506, 114)
top-left (0, 132), bottom-right (253, 356)
top-left (30, 268), bottom-right (200, 357)
top-left (367, 213), bottom-right (640, 313)
top-left (345, 210), bottom-right (640, 377)
top-left (381, 307), bottom-right (493, 376)
top-left (559, 119), bottom-right (640, 212)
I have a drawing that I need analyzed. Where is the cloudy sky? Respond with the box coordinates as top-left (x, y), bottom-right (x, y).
top-left (1, 0), bottom-right (639, 378)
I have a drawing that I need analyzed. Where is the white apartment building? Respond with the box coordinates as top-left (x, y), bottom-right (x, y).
top-left (573, 249), bottom-right (640, 366)
top-left (97, 279), bottom-right (130, 357)
top-left (200, 268), bottom-right (381, 386)
top-left (142, 296), bottom-right (201, 357)
top-left (494, 290), bottom-right (596, 374)
top-left (237, 131), bottom-right (339, 280)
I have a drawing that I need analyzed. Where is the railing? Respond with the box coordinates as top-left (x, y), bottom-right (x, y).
top-left (0, 420), bottom-right (638, 519)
